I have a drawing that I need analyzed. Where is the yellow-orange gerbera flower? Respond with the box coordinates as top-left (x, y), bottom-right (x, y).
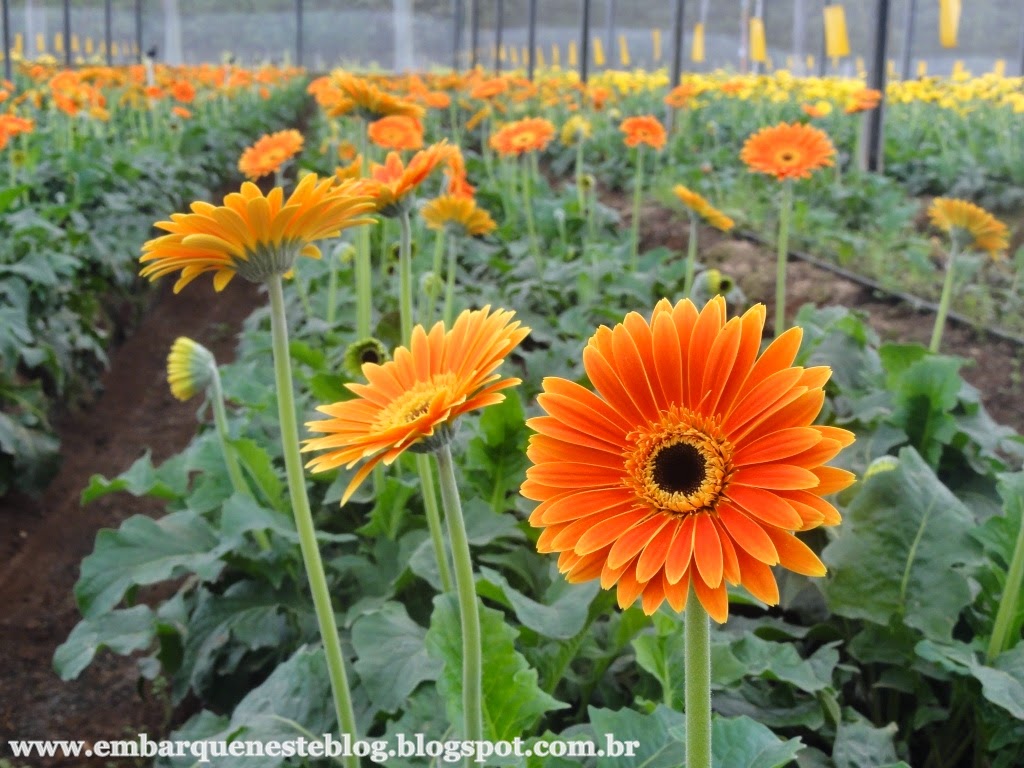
top-left (620, 115), bottom-right (667, 150)
top-left (801, 100), bottom-right (833, 118)
top-left (489, 117), bottom-right (556, 156)
top-left (330, 70), bottom-right (425, 120)
top-left (522, 297), bottom-right (855, 622)
top-left (844, 87), bottom-right (882, 114)
top-left (304, 306), bottom-right (530, 504)
top-left (422, 195), bottom-right (497, 237)
top-left (673, 185), bottom-right (735, 232)
top-left (140, 174), bottom-right (374, 293)
top-left (928, 198), bottom-right (1009, 257)
top-left (740, 122), bottom-right (835, 181)
top-left (367, 114), bottom-right (424, 151)
top-left (367, 141), bottom-right (452, 216)
top-left (238, 129), bottom-right (304, 180)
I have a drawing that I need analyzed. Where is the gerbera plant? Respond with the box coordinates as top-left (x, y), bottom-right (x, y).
top-left (620, 115), bottom-right (667, 270)
top-left (523, 297), bottom-right (854, 768)
top-left (673, 184), bottom-right (735, 299)
top-left (237, 128), bottom-right (304, 183)
top-left (304, 306), bottom-right (530, 750)
top-left (927, 197), bottom-right (1009, 352)
top-left (140, 174), bottom-right (375, 768)
top-left (741, 122), bottom-right (835, 336)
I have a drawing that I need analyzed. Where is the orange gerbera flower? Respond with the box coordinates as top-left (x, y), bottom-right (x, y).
top-left (330, 70), bottom-right (425, 120)
top-left (367, 114), bottom-right (424, 151)
top-left (304, 306), bottom-right (529, 504)
top-left (367, 141), bottom-right (452, 216)
top-left (489, 117), bottom-right (555, 156)
top-left (673, 185), bottom-right (734, 232)
top-left (170, 80), bottom-right (196, 103)
top-left (421, 195), bottom-right (497, 237)
top-left (740, 122), bottom-right (835, 181)
top-left (139, 174), bottom-right (374, 293)
top-left (522, 297), bottom-right (855, 622)
top-left (620, 116), bottom-right (667, 150)
top-left (928, 198), bottom-right (1009, 257)
top-left (238, 129), bottom-right (304, 180)
top-left (664, 82), bottom-right (703, 109)
top-left (844, 87), bottom-right (882, 114)
top-left (470, 77), bottom-right (509, 100)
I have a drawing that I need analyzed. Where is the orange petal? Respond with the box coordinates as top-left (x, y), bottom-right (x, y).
top-left (615, 563), bottom-right (646, 609)
top-left (733, 427), bottom-right (823, 466)
top-left (641, 576), bottom-right (667, 615)
top-left (735, 547), bottom-right (780, 605)
top-left (635, 519), bottom-right (681, 583)
top-left (813, 466), bottom-right (857, 494)
top-left (718, 503), bottom-right (780, 563)
top-left (726, 485), bottom-right (803, 529)
top-left (663, 568), bottom-right (691, 612)
top-left (664, 515), bottom-right (697, 583)
top-left (731, 463), bottom-right (821, 490)
top-left (572, 507), bottom-right (651, 555)
top-left (607, 514), bottom-right (672, 570)
top-left (692, 573), bottom-right (729, 623)
top-left (693, 513), bottom-right (724, 588)
top-left (651, 310), bottom-right (683, 407)
top-left (530, 487), bottom-right (636, 525)
top-left (763, 527), bottom-right (827, 576)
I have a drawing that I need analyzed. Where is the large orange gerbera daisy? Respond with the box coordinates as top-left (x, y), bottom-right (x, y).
top-left (928, 197), bottom-right (1009, 257)
top-left (522, 297), bottom-right (855, 622)
top-left (139, 174), bottom-right (374, 292)
top-left (366, 141), bottom-right (452, 216)
top-left (489, 117), bottom-right (556, 156)
top-left (620, 115), bottom-right (667, 150)
top-left (303, 306), bottom-right (529, 504)
top-left (740, 122), bottom-right (835, 181)
top-left (367, 114), bottom-right (423, 151)
top-left (237, 129), bottom-right (304, 180)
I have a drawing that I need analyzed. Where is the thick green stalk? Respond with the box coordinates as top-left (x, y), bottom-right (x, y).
top-left (574, 139), bottom-right (586, 212)
top-left (443, 235), bottom-right (460, 328)
top-left (423, 229), bottom-right (446, 325)
top-left (630, 148), bottom-right (645, 271)
top-left (929, 239), bottom-right (960, 354)
top-left (523, 154), bottom-right (541, 261)
top-left (684, 210), bottom-right (700, 299)
top-left (986, 507), bottom-right (1024, 662)
top-left (398, 211), bottom-right (455, 594)
top-left (774, 180), bottom-right (794, 338)
top-left (326, 242), bottom-right (340, 326)
top-left (684, 585), bottom-right (712, 768)
top-left (435, 443), bottom-right (484, 753)
top-left (267, 276), bottom-right (359, 767)
top-left (355, 126), bottom-right (373, 338)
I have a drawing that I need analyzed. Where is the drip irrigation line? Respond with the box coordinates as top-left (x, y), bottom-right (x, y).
top-left (734, 229), bottom-right (1024, 347)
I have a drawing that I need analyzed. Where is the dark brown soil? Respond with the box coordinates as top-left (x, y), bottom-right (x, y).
top-left (0, 278), bottom-right (260, 767)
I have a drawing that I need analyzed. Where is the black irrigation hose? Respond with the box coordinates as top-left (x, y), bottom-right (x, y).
top-left (734, 229), bottom-right (1024, 348)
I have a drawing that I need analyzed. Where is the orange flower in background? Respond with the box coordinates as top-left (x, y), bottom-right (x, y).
top-left (741, 122), bottom-right (835, 181)
top-left (171, 106), bottom-right (192, 120)
top-left (801, 100), bottom-right (833, 118)
top-left (330, 69), bottom-right (425, 120)
top-left (673, 185), bottom-right (734, 232)
top-left (367, 141), bottom-right (453, 215)
top-left (421, 194), bottom-right (497, 237)
top-left (489, 117), bottom-right (555, 156)
top-left (928, 198), bottom-right (1009, 257)
top-left (444, 145), bottom-right (476, 198)
top-left (470, 77), bottom-right (509, 100)
top-left (304, 306), bottom-right (529, 504)
top-left (238, 128), bottom-right (304, 180)
top-left (140, 174), bottom-right (374, 293)
top-left (664, 82), bottom-right (703, 109)
top-left (845, 87), bottom-right (882, 114)
top-left (170, 80), bottom-right (196, 103)
top-left (367, 114), bottom-right (424, 151)
top-left (620, 115), bottom-right (667, 150)
top-left (523, 297), bottom-right (855, 622)
top-left (588, 85), bottom-right (612, 110)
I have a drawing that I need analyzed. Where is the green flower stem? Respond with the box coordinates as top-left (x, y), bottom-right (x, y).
top-left (423, 229), bottom-right (446, 325)
top-left (929, 238), bottom-right (961, 354)
top-left (267, 275), bottom-right (359, 767)
top-left (774, 180), bottom-right (794, 338)
top-left (523, 154), bottom-right (541, 262)
top-left (684, 210), bottom-right (700, 299)
top-left (574, 139), bottom-right (586, 212)
top-left (630, 147), bottom-right (645, 271)
top-left (355, 126), bottom-right (373, 338)
top-left (326, 242), bottom-right (341, 327)
top-left (986, 506), bottom-right (1024, 662)
top-left (443, 235), bottom-right (460, 328)
top-left (435, 442), bottom-right (484, 749)
top-left (684, 584), bottom-right (712, 768)
top-left (398, 210), bottom-right (455, 595)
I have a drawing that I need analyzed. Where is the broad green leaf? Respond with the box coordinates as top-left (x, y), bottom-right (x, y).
top-left (53, 605), bottom-right (155, 680)
top-left (831, 719), bottom-right (899, 768)
top-left (917, 640), bottom-right (1024, 719)
top-left (464, 390), bottom-right (529, 513)
top-left (585, 705), bottom-right (685, 768)
top-left (351, 602), bottom-right (442, 714)
top-left (478, 565), bottom-right (600, 640)
top-left (356, 475), bottom-right (417, 540)
top-left (425, 593), bottom-right (567, 741)
top-left (231, 438), bottom-right (285, 511)
top-left (75, 510), bottom-right (226, 617)
top-left (80, 450), bottom-right (184, 505)
top-left (712, 715), bottom-right (803, 768)
top-left (822, 447), bottom-right (983, 641)
top-left (730, 635), bottom-right (838, 694)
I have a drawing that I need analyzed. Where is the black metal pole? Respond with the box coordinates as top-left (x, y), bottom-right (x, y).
top-left (63, 0), bottom-right (71, 66)
top-left (494, 0), bottom-right (503, 73)
top-left (670, 0), bottom-right (685, 85)
top-left (899, 0), bottom-right (916, 79)
top-left (452, 0), bottom-right (463, 70)
top-left (135, 0), bottom-right (143, 63)
top-left (527, 0), bottom-right (537, 79)
top-left (863, 0), bottom-right (890, 171)
top-left (104, 0), bottom-right (113, 65)
top-left (580, 0), bottom-right (591, 82)
top-left (470, 0), bottom-right (480, 69)
top-left (605, 0), bottom-right (615, 66)
top-left (296, 0), bottom-right (303, 67)
top-left (1, 0), bottom-right (10, 82)
top-left (817, 0), bottom-right (827, 75)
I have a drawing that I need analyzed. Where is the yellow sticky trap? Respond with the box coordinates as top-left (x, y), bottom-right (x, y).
top-left (691, 23), bottom-right (705, 63)
top-left (506, 46), bottom-right (515, 65)
top-left (537, 47), bottom-right (545, 68)
top-left (993, 59), bottom-right (1006, 76)
top-left (593, 36), bottom-right (605, 66)
top-left (652, 28), bottom-right (662, 62)
top-left (917, 59), bottom-right (927, 77)
top-left (85, 37), bottom-right (94, 54)
top-left (749, 17), bottom-right (767, 63)
top-left (806, 54), bottom-right (815, 71)
top-left (887, 59), bottom-right (896, 78)
top-left (939, 0), bottom-right (961, 48)
top-left (35, 33), bottom-right (44, 53)
top-left (13, 33), bottom-right (22, 54)
top-left (112, 41), bottom-right (119, 56)
top-left (551, 43), bottom-right (560, 66)
top-left (823, 4), bottom-right (850, 59)
top-left (568, 40), bottom-right (578, 66)
top-left (618, 34), bottom-right (630, 66)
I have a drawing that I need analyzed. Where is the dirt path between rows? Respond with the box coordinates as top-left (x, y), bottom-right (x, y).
top-left (0, 278), bottom-right (260, 767)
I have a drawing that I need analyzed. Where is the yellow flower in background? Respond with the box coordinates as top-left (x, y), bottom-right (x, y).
top-left (560, 115), bottom-right (592, 146)
top-left (928, 198), bottom-right (1009, 257)
top-left (166, 337), bottom-right (214, 401)
top-left (673, 185), bottom-right (735, 232)
top-left (422, 194), bottom-right (497, 238)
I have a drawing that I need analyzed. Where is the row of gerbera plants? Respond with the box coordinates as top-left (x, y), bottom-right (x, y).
top-left (59, 69), bottom-right (1024, 768)
top-left (0, 61), bottom-right (309, 496)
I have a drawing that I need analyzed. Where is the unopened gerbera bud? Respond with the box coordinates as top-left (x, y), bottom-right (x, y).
top-left (579, 173), bottom-right (596, 192)
top-left (335, 242), bottom-right (357, 265)
top-left (420, 271), bottom-right (444, 301)
top-left (343, 337), bottom-right (390, 379)
top-left (166, 336), bottom-right (216, 401)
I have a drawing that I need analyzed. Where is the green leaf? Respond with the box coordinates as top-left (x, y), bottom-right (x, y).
top-left (822, 447), bottom-right (983, 641)
top-left (80, 450), bottom-right (183, 505)
top-left (425, 593), bottom-right (567, 741)
top-left (231, 438), bottom-right (285, 511)
top-left (351, 602), bottom-right (442, 714)
top-left (356, 475), bottom-right (417, 540)
top-left (464, 390), bottom-right (529, 513)
top-left (730, 635), bottom-right (838, 694)
top-left (831, 719), bottom-right (899, 768)
top-left (712, 715), bottom-right (804, 768)
top-left (478, 566), bottom-right (600, 640)
top-left (75, 510), bottom-right (226, 618)
top-left (585, 705), bottom-right (685, 768)
top-left (53, 605), bottom-right (155, 680)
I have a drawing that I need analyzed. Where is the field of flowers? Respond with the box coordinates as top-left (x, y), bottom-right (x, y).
top-left (2, 60), bottom-right (1023, 768)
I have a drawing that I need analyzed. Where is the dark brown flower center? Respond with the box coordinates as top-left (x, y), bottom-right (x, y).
top-left (652, 442), bottom-right (707, 495)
